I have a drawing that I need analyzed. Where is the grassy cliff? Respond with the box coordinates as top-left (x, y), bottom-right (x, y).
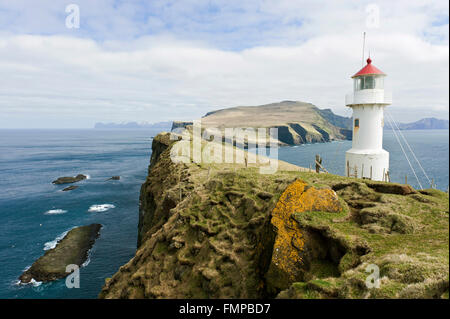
top-left (99, 133), bottom-right (448, 299)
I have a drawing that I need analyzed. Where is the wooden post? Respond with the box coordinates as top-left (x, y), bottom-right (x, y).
top-left (370, 166), bottom-right (373, 180)
top-left (362, 164), bottom-right (364, 179)
top-left (387, 171), bottom-right (390, 182)
top-left (431, 178), bottom-right (434, 189)
top-left (315, 156), bottom-right (329, 174)
top-left (315, 155), bottom-right (321, 173)
top-left (347, 161), bottom-right (350, 177)
top-left (405, 175), bottom-right (407, 185)
top-left (382, 168), bottom-right (385, 182)
top-left (354, 165), bottom-right (358, 178)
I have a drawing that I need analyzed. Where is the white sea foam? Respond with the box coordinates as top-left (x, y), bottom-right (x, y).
top-left (82, 256), bottom-right (91, 267)
top-left (81, 225), bottom-right (102, 267)
top-left (44, 209), bottom-right (67, 215)
top-left (15, 278), bottom-right (42, 287)
top-left (29, 278), bottom-right (42, 287)
top-left (85, 174), bottom-right (91, 180)
top-left (88, 204), bottom-right (115, 213)
top-left (43, 230), bottom-right (69, 251)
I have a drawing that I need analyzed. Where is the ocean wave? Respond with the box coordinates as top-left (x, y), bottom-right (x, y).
top-left (81, 225), bottom-right (103, 267)
top-left (43, 230), bottom-right (69, 251)
top-left (82, 256), bottom-right (91, 267)
top-left (29, 278), bottom-right (42, 287)
top-left (44, 209), bottom-right (67, 215)
top-left (15, 278), bottom-right (42, 287)
top-left (88, 204), bottom-right (115, 213)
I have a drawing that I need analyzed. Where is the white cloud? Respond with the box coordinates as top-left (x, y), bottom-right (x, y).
top-left (0, 1), bottom-right (448, 127)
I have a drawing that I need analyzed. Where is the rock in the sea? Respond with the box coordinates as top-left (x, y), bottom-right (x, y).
top-left (52, 174), bottom-right (87, 185)
top-left (19, 224), bottom-right (102, 283)
top-left (106, 176), bottom-right (120, 181)
top-left (62, 185), bottom-right (79, 192)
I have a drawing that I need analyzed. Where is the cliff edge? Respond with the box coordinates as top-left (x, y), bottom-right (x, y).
top-left (99, 133), bottom-right (449, 299)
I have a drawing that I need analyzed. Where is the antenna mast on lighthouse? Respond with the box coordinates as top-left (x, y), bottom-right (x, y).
top-left (362, 32), bottom-right (366, 67)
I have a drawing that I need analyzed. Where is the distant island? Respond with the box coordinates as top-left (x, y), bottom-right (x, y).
top-left (94, 121), bottom-right (172, 130)
top-left (385, 117), bottom-right (449, 130)
top-left (172, 101), bottom-right (353, 146)
top-left (94, 110), bottom-right (448, 135)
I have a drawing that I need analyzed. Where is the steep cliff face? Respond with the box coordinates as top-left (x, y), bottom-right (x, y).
top-left (99, 133), bottom-right (449, 299)
top-left (102, 133), bottom-right (284, 298)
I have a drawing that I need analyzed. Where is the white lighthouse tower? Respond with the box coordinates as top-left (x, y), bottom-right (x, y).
top-left (345, 57), bottom-right (392, 181)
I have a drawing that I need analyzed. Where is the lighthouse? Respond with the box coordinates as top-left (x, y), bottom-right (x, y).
top-left (345, 57), bottom-right (392, 181)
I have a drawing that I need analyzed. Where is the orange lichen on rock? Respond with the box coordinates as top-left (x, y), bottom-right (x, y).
top-left (270, 179), bottom-right (342, 283)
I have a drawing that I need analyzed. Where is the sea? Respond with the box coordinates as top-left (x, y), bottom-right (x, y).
top-left (0, 129), bottom-right (448, 299)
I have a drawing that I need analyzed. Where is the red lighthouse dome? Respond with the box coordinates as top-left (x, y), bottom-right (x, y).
top-left (352, 58), bottom-right (386, 78)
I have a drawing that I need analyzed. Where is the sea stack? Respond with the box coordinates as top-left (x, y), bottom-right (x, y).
top-left (345, 57), bottom-right (392, 181)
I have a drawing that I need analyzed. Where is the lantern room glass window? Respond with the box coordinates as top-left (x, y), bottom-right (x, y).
top-left (354, 75), bottom-right (384, 91)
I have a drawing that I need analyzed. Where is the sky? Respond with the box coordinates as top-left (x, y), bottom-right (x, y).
top-left (0, 0), bottom-right (448, 128)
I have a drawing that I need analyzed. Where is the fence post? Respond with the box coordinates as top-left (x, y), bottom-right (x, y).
top-left (315, 154), bottom-right (321, 173)
top-left (347, 161), bottom-right (350, 177)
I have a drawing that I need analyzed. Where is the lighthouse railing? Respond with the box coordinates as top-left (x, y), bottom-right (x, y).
top-left (345, 89), bottom-right (392, 106)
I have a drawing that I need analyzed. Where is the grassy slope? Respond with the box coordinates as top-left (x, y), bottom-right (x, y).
top-left (186, 140), bottom-right (449, 298)
top-left (100, 134), bottom-right (449, 299)
top-left (197, 163), bottom-right (449, 298)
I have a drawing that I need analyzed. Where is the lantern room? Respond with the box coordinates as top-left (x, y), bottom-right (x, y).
top-left (345, 57), bottom-right (391, 107)
top-left (352, 58), bottom-right (386, 91)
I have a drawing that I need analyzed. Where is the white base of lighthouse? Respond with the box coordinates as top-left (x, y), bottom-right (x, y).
top-left (345, 149), bottom-right (389, 181)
